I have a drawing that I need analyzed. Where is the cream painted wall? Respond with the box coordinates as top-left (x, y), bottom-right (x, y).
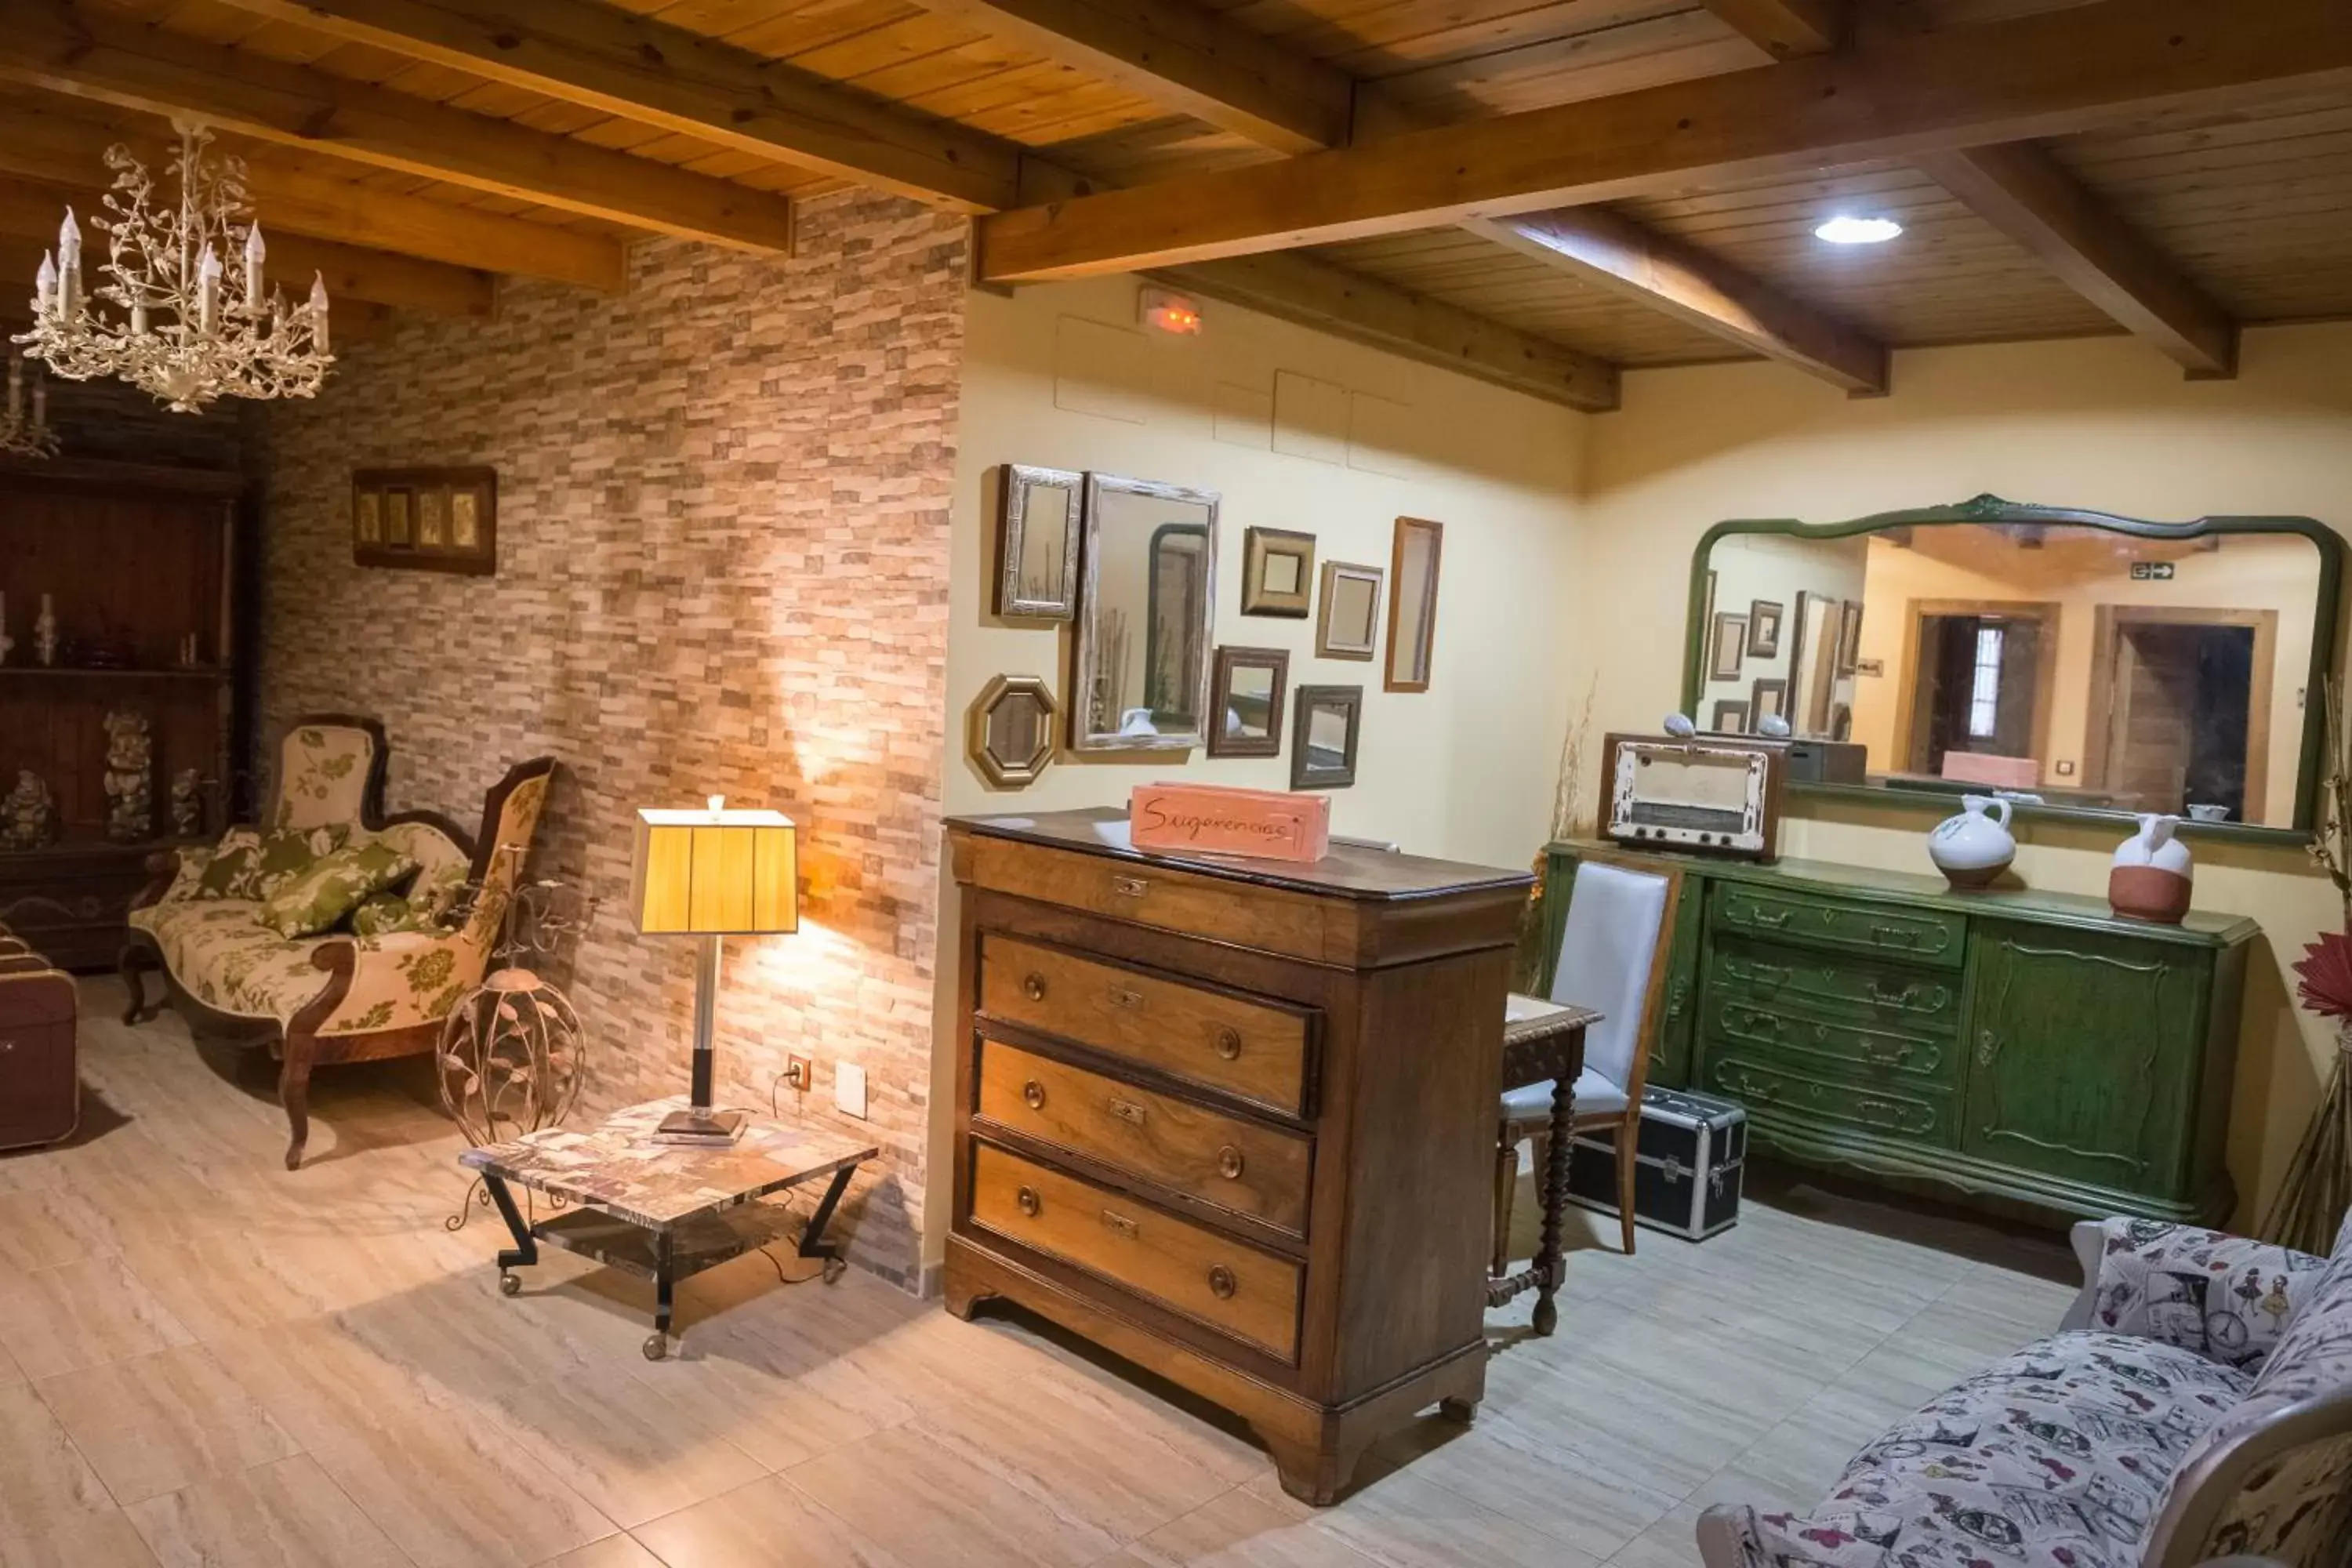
top-left (1579, 323), bottom-right (2352, 1228)
top-left (944, 276), bottom-right (1591, 862)
top-left (927, 274), bottom-right (1592, 1272)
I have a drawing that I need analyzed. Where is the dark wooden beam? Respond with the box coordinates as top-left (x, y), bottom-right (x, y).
top-left (1158, 251), bottom-right (1620, 411)
top-left (976, 0), bottom-right (2352, 280)
top-left (1465, 206), bottom-right (1886, 393)
top-left (0, 0), bottom-right (796, 253)
top-left (1700, 0), bottom-right (1842, 60)
top-left (205, 0), bottom-right (1020, 212)
top-left (1915, 142), bottom-right (2237, 377)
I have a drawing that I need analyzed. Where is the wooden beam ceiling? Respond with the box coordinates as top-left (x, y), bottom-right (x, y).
top-left (975, 0), bottom-right (2352, 281)
top-left (0, 0), bottom-right (797, 254)
top-left (1465, 207), bottom-right (1887, 393)
top-left (905, 0), bottom-right (1355, 153)
top-left (1915, 143), bottom-right (2238, 379)
top-left (1154, 250), bottom-right (1619, 410)
top-left (0, 99), bottom-right (627, 294)
top-left (0, 174), bottom-right (498, 318)
top-left (203, 0), bottom-right (1021, 212)
top-left (1700, 0), bottom-right (1842, 60)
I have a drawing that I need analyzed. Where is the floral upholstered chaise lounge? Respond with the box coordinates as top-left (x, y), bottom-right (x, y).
top-left (1698, 1213), bottom-right (2352, 1568)
top-left (120, 716), bottom-right (554, 1169)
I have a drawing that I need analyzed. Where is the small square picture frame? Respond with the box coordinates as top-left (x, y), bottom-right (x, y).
top-left (1750, 677), bottom-right (1788, 727)
top-left (1316, 561), bottom-right (1384, 659)
top-left (1241, 527), bottom-right (1316, 617)
top-left (1747, 599), bottom-right (1783, 659)
top-left (1711, 699), bottom-right (1749, 733)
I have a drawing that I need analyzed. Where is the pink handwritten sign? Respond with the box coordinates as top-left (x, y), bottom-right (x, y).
top-left (1130, 783), bottom-right (1331, 863)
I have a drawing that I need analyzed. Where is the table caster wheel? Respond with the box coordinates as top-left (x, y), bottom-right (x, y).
top-left (499, 1272), bottom-right (521, 1298)
top-left (642, 1333), bottom-right (668, 1362)
top-left (822, 1256), bottom-right (847, 1284)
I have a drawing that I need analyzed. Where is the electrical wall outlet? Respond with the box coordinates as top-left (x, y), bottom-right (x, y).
top-left (782, 1054), bottom-right (812, 1093)
top-left (836, 1061), bottom-right (869, 1120)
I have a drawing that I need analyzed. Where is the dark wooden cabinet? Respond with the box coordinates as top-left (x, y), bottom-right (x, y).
top-left (0, 458), bottom-right (248, 970)
top-left (1541, 842), bottom-right (2255, 1226)
top-left (946, 808), bottom-right (1531, 1505)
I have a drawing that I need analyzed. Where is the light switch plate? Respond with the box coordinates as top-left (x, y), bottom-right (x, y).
top-left (835, 1061), bottom-right (869, 1120)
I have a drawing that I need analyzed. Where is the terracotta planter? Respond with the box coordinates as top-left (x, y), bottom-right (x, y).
top-left (2109, 865), bottom-right (2191, 924)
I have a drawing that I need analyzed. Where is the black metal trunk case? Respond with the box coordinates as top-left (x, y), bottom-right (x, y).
top-left (1566, 1086), bottom-right (1747, 1240)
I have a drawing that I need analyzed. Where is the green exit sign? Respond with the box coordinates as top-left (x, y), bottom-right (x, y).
top-left (2130, 561), bottom-right (2176, 581)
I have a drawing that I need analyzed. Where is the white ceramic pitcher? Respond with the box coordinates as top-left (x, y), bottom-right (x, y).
top-left (1928, 793), bottom-right (2016, 890)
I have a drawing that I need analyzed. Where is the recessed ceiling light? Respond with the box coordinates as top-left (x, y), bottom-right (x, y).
top-left (1815, 215), bottom-right (1904, 245)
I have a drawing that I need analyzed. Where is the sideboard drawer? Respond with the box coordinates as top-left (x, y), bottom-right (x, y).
top-left (1710, 941), bottom-right (1962, 1036)
top-left (975, 1039), bottom-right (1313, 1236)
top-left (1701, 994), bottom-right (1959, 1088)
top-left (1705, 1052), bottom-right (1958, 1148)
top-left (978, 935), bottom-right (1314, 1119)
top-left (970, 1142), bottom-right (1304, 1362)
top-left (1712, 885), bottom-right (1965, 971)
top-left (965, 836), bottom-right (1338, 963)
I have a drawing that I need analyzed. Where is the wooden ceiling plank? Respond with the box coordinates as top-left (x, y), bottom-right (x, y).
top-left (1917, 140), bottom-right (2238, 376)
top-left (0, 97), bottom-right (628, 291)
top-left (0, 172), bottom-right (497, 316)
top-left (1156, 249), bottom-right (1621, 409)
top-left (1698, 0), bottom-right (1840, 59)
top-left (976, 0), bottom-right (2352, 281)
top-left (201, 0), bottom-right (1021, 210)
top-left (898, 0), bottom-right (1354, 151)
top-left (1466, 204), bottom-right (1886, 390)
top-left (0, 0), bottom-right (798, 251)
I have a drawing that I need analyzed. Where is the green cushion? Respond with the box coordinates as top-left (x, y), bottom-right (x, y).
top-left (196, 824), bottom-right (351, 902)
top-left (258, 841), bottom-right (419, 939)
top-left (349, 895), bottom-right (413, 938)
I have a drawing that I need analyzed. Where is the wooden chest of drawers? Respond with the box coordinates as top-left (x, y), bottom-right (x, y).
top-left (946, 809), bottom-right (1532, 1505)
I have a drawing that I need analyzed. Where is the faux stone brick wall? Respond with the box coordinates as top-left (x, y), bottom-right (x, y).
top-left (249, 192), bottom-right (967, 1286)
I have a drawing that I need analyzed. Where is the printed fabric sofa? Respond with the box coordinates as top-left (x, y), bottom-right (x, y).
top-left (121, 716), bottom-right (553, 1169)
top-left (1697, 1213), bottom-right (2352, 1568)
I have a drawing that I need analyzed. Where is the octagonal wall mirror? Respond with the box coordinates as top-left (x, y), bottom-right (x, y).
top-left (969, 675), bottom-right (1058, 789)
top-left (1682, 495), bottom-right (2344, 837)
top-left (1072, 474), bottom-right (1220, 753)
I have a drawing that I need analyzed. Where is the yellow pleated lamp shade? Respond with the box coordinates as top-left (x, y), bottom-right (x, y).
top-left (630, 799), bottom-right (798, 935)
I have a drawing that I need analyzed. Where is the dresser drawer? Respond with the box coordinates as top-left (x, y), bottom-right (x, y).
top-left (1704, 1052), bottom-right (1958, 1148)
top-left (964, 837), bottom-right (1338, 963)
top-left (1700, 994), bottom-right (1958, 1088)
top-left (970, 1142), bottom-right (1303, 1362)
top-left (1711, 884), bottom-right (1965, 971)
top-left (978, 935), bottom-right (1314, 1119)
top-left (1710, 941), bottom-right (1962, 1036)
top-left (976, 1040), bottom-right (1312, 1236)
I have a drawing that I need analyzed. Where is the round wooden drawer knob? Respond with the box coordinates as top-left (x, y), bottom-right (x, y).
top-left (1022, 1080), bottom-right (1046, 1109)
top-left (1016, 1186), bottom-right (1040, 1218)
top-left (1207, 1265), bottom-right (1237, 1300)
top-left (1022, 974), bottom-right (1047, 1002)
top-left (1215, 1028), bottom-right (1242, 1061)
top-left (1217, 1146), bottom-right (1244, 1180)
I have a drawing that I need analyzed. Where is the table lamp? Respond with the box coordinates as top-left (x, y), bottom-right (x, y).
top-left (630, 797), bottom-right (798, 1142)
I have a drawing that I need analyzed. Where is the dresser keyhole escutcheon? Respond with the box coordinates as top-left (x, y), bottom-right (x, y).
top-left (1108, 1097), bottom-right (1147, 1127)
top-left (1102, 1209), bottom-right (1140, 1240)
top-left (1111, 876), bottom-right (1149, 899)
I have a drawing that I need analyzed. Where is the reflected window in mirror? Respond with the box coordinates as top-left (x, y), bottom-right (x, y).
top-left (1686, 500), bottom-right (2343, 831)
top-left (1209, 647), bottom-right (1289, 758)
top-left (1073, 474), bottom-right (1221, 753)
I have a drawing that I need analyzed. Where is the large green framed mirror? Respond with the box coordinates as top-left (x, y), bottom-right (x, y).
top-left (1679, 495), bottom-right (2345, 841)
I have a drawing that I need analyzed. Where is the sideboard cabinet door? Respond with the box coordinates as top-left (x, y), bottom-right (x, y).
top-left (1961, 922), bottom-right (2209, 1203)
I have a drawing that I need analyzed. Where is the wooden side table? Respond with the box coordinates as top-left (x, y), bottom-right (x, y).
top-left (1486, 995), bottom-right (1600, 1335)
top-left (460, 1097), bottom-right (879, 1359)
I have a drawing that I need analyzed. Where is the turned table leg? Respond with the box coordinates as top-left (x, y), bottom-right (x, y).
top-left (1531, 1069), bottom-right (1577, 1337)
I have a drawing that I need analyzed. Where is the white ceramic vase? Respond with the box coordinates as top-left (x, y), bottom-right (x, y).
top-left (1928, 794), bottom-right (2016, 890)
top-left (2110, 813), bottom-right (2193, 924)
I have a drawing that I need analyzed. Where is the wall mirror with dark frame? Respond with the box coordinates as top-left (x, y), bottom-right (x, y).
top-left (1209, 646), bottom-right (1289, 758)
top-left (1073, 474), bottom-right (1220, 752)
top-left (1682, 495), bottom-right (2344, 839)
top-left (1291, 684), bottom-right (1363, 790)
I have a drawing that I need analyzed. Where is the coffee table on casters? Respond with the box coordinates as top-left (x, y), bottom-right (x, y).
top-left (460, 1097), bottom-right (880, 1360)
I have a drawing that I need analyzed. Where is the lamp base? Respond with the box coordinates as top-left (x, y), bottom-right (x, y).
top-left (653, 1106), bottom-right (749, 1145)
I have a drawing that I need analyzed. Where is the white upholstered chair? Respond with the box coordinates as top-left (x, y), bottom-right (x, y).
top-left (1492, 849), bottom-right (1682, 1263)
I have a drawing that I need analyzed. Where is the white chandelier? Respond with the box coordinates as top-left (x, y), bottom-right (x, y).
top-left (14, 122), bottom-right (333, 415)
top-left (0, 347), bottom-right (56, 459)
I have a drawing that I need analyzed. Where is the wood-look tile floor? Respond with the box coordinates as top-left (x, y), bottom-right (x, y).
top-left (0, 980), bottom-right (2081, 1567)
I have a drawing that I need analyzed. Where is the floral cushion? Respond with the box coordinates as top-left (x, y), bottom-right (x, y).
top-left (1722, 1331), bottom-right (2249, 1568)
top-left (257, 841), bottom-right (419, 939)
top-left (194, 824), bottom-right (350, 902)
top-left (271, 724), bottom-right (376, 830)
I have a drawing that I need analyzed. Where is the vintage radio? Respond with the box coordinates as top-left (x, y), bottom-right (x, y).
top-left (1599, 731), bottom-right (1786, 860)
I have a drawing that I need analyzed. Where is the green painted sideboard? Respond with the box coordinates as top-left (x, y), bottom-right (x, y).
top-left (1537, 844), bottom-right (2259, 1228)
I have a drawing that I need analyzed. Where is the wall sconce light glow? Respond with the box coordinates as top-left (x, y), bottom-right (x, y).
top-left (1814, 215), bottom-right (1904, 245)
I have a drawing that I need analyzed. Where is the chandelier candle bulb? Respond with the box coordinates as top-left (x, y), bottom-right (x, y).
top-left (308, 275), bottom-right (328, 354)
top-left (244, 225), bottom-right (267, 314)
top-left (197, 246), bottom-right (222, 336)
top-left (34, 253), bottom-right (53, 314)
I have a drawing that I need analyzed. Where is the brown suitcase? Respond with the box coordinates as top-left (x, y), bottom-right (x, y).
top-left (0, 950), bottom-right (79, 1150)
